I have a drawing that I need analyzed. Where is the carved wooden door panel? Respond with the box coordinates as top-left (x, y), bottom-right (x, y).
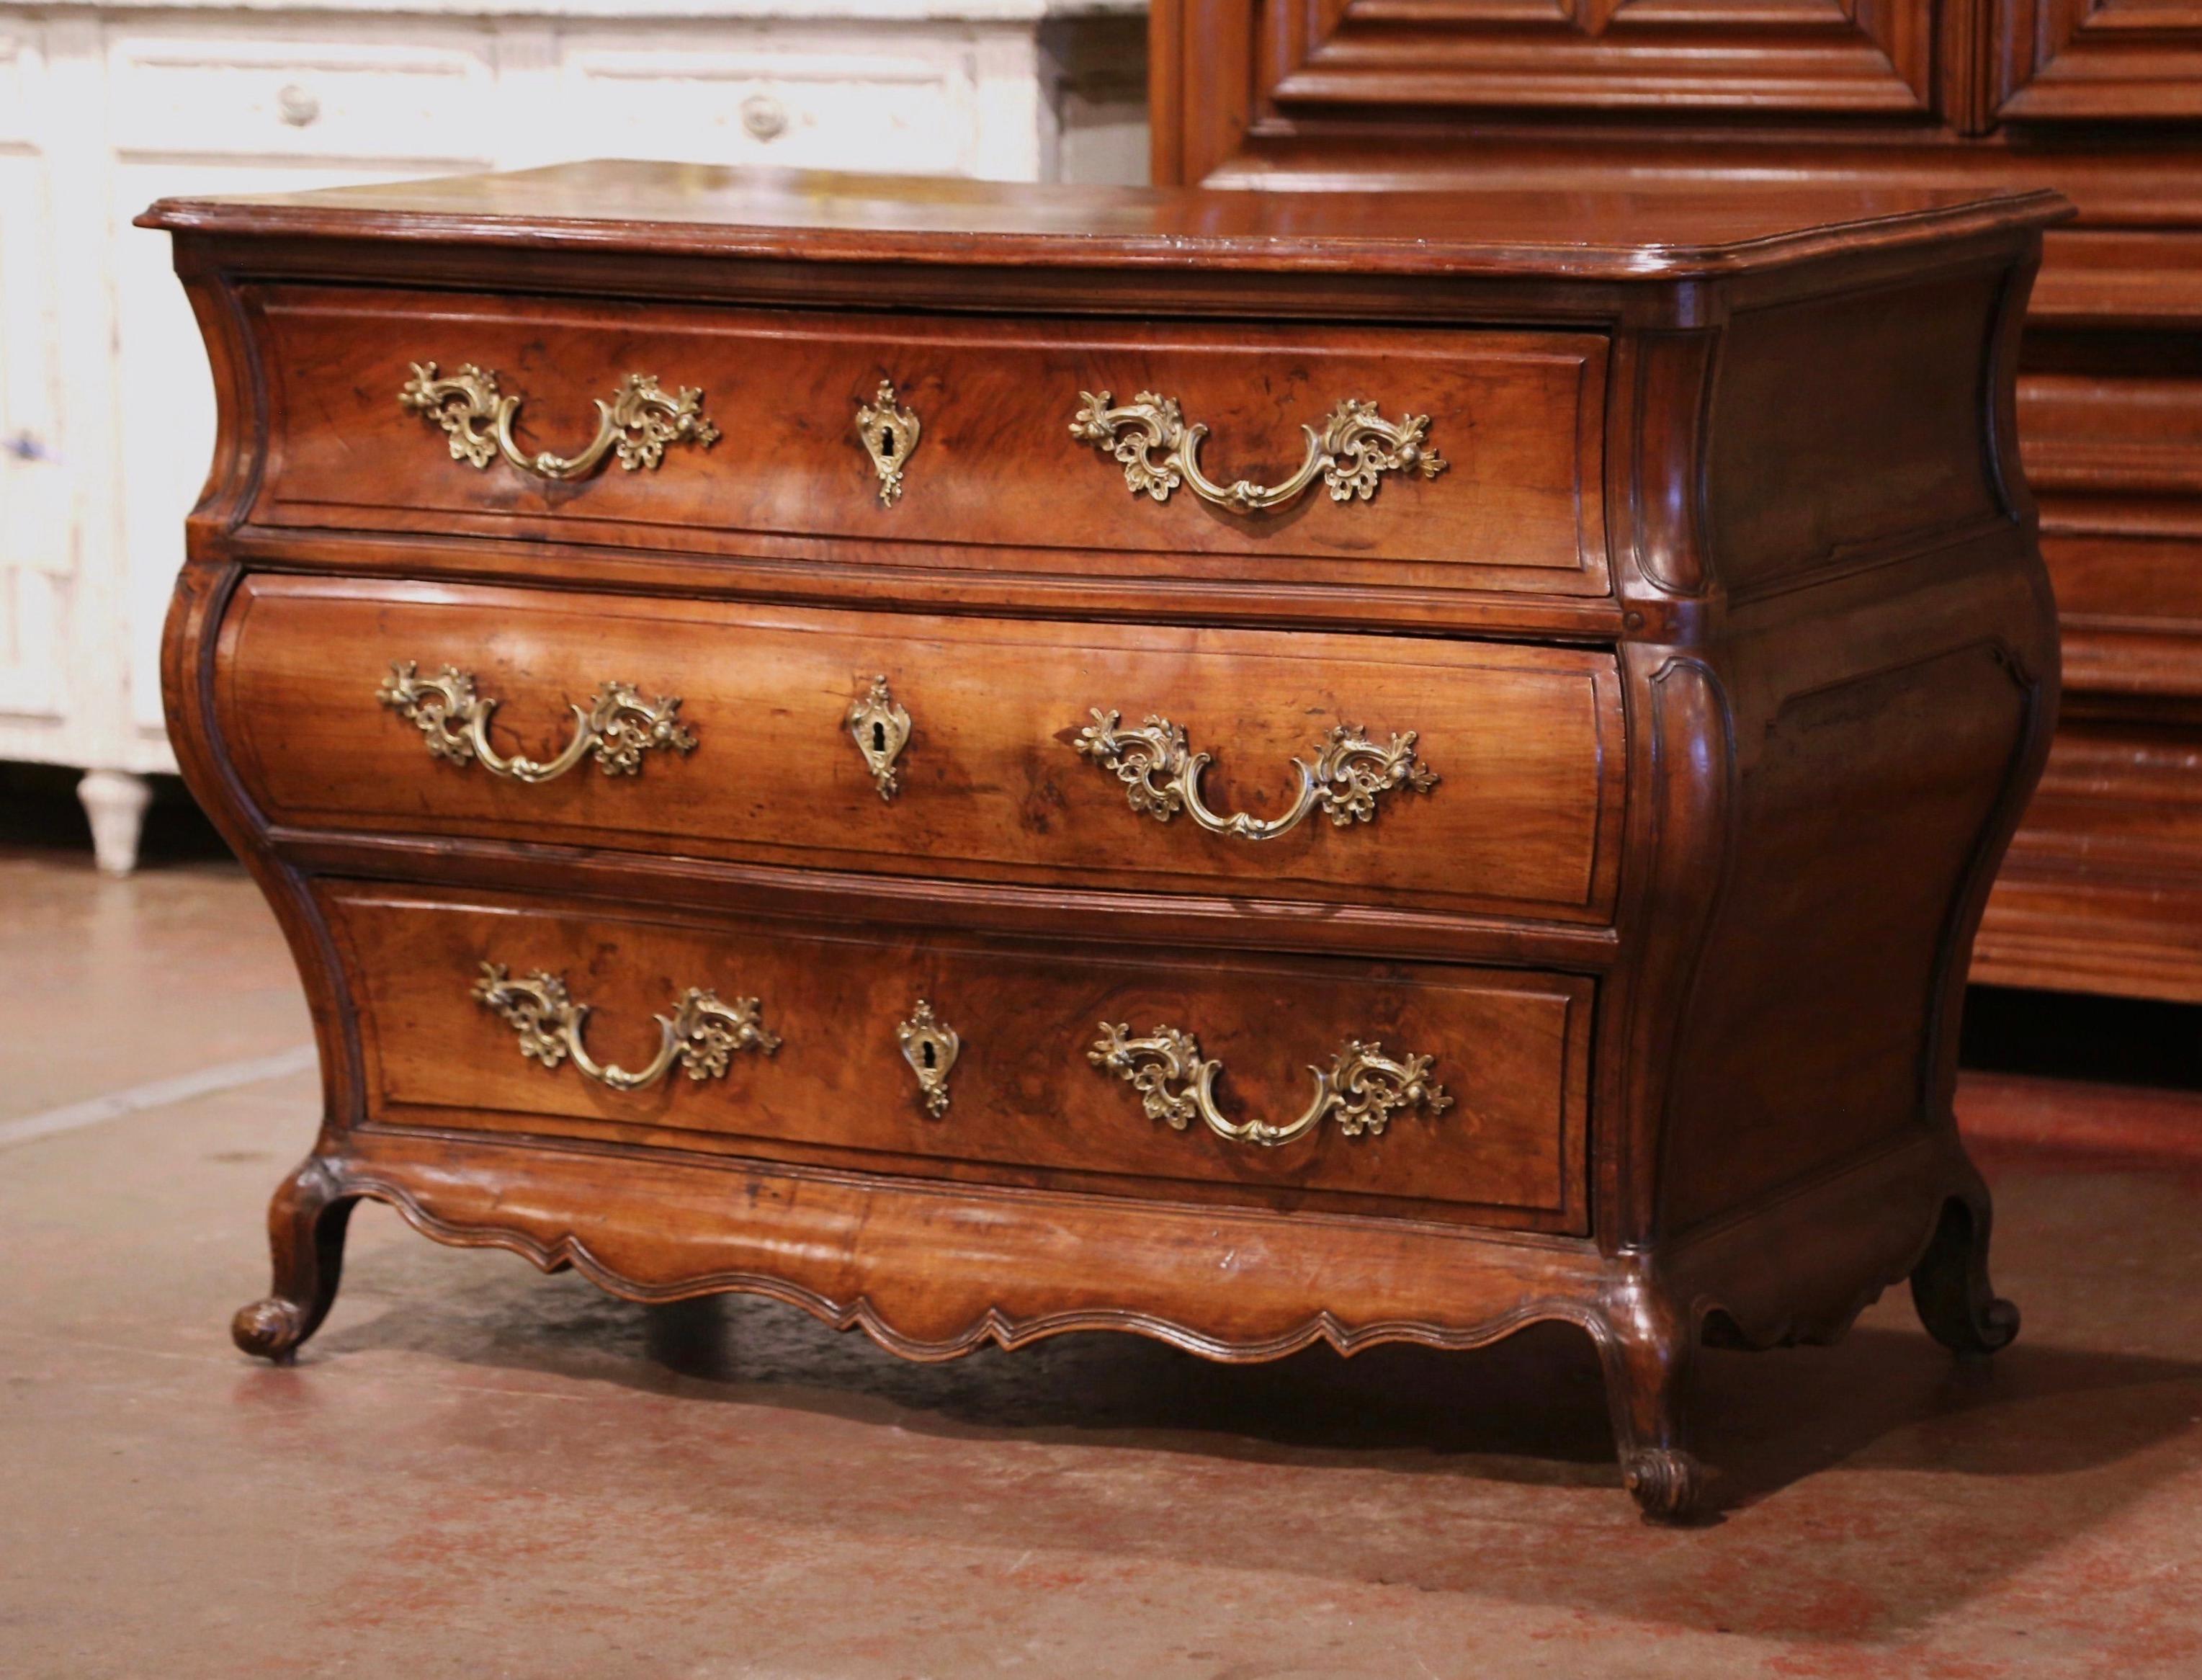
top-left (1995, 0), bottom-right (2202, 118)
top-left (1259, 0), bottom-right (1941, 119)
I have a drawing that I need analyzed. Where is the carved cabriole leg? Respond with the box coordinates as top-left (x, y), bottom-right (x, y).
top-left (233, 1155), bottom-right (357, 1362)
top-left (1598, 1258), bottom-right (1709, 1524)
top-left (1910, 1183), bottom-right (2020, 1358)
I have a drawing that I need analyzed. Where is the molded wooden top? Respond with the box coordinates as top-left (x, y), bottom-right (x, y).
top-left (140, 158), bottom-right (2072, 282)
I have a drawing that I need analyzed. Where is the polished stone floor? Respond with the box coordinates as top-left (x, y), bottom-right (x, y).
top-left (3, 844), bottom-right (2199, 1679)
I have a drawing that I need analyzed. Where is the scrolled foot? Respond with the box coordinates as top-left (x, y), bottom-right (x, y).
top-left (1598, 1258), bottom-right (1717, 1524)
top-left (1910, 1192), bottom-right (2020, 1358)
top-left (1623, 1447), bottom-right (1709, 1524)
top-left (235, 1155), bottom-right (356, 1363)
top-left (232, 1297), bottom-right (310, 1362)
top-left (1933, 1288), bottom-right (2020, 1357)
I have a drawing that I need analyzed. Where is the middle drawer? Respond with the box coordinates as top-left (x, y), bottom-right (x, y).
top-left (219, 576), bottom-right (1624, 924)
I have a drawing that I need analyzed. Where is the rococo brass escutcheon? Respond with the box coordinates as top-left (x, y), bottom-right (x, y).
top-left (847, 674), bottom-right (912, 800)
top-left (1088, 1022), bottom-right (1451, 1148)
top-left (473, 962), bottom-right (779, 1093)
top-left (896, 1000), bottom-right (961, 1118)
top-left (1073, 710), bottom-right (1435, 841)
top-left (1070, 390), bottom-right (1446, 515)
top-left (400, 361), bottom-right (719, 480)
top-left (378, 661), bottom-right (697, 783)
top-left (856, 380), bottom-right (921, 506)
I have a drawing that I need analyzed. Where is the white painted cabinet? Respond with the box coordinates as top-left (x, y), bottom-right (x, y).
top-left (0, 1), bottom-right (1145, 870)
top-left (0, 24), bottom-right (71, 746)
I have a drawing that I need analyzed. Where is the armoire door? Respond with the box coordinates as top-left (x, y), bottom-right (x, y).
top-left (1250, 0), bottom-right (1941, 120)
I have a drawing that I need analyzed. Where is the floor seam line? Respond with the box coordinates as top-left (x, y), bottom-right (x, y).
top-left (0, 1043), bottom-right (318, 1148)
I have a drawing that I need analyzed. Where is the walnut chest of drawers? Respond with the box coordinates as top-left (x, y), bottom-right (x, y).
top-left (142, 162), bottom-right (2069, 1521)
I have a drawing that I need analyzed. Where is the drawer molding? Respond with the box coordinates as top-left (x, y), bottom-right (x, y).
top-left (1074, 707), bottom-right (1437, 840)
top-left (473, 961), bottom-right (780, 1091)
top-left (237, 580), bottom-right (1621, 925)
top-left (377, 659), bottom-right (698, 783)
top-left (1070, 388), bottom-right (1446, 516)
top-left (330, 883), bottom-right (1585, 1228)
top-left (246, 290), bottom-right (1614, 593)
top-left (1088, 1019), bottom-right (1453, 1148)
top-left (398, 359), bottom-right (720, 480)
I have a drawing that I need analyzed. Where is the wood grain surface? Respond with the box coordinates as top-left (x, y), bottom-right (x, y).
top-left (246, 286), bottom-right (1606, 589)
top-left (321, 880), bottom-right (1593, 1232)
top-left (220, 576), bottom-right (1625, 924)
top-left (136, 158), bottom-right (2069, 282)
top-left (150, 159), bottom-right (2065, 1519)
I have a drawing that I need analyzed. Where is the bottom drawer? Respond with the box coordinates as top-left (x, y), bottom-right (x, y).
top-left (320, 883), bottom-right (1592, 1233)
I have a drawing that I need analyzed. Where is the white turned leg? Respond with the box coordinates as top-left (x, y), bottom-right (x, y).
top-left (77, 769), bottom-right (152, 876)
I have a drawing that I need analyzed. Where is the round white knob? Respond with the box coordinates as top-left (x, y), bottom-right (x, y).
top-left (276, 84), bottom-right (321, 128)
top-left (740, 92), bottom-right (788, 141)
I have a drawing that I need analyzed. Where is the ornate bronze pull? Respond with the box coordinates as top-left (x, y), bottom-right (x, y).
top-left (897, 999), bottom-right (960, 1118)
top-left (1073, 710), bottom-right (1435, 841)
top-left (400, 362), bottom-right (719, 481)
top-left (1089, 1022), bottom-right (1450, 1148)
top-left (378, 662), bottom-right (696, 784)
top-left (473, 962), bottom-right (778, 1093)
top-left (1070, 390), bottom-right (1445, 515)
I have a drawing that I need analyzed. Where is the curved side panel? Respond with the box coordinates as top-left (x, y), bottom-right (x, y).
top-left (1597, 650), bottom-right (1737, 1248)
top-left (1657, 620), bottom-right (2037, 1239)
top-left (160, 264), bottom-right (364, 1145)
top-left (1611, 327), bottom-right (1722, 600)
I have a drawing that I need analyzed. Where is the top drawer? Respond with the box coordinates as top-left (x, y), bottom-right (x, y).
top-left (243, 286), bottom-right (1610, 597)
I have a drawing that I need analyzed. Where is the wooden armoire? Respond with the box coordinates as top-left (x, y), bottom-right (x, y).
top-left (1152, 0), bottom-right (2202, 1004)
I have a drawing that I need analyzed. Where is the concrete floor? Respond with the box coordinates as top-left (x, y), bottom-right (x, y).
top-left (3, 848), bottom-right (2201, 1679)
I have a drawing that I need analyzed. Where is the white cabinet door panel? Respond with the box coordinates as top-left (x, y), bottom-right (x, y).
top-left (557, 31), bottom-right (988, 177)
top-left (0, 23), bottom-right (70, 740)
top-left (107, 27), bottom-right (497, 164)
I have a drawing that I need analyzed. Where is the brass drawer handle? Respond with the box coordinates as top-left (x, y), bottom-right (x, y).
top-left (1089, 1022), bottom-right (1451, 1149)
top-left (474, 962), bottom-right (779, 1092)
top-left (400, 361), bottom-right (719, 480)
top-left (378, 661), bottom-right (696, 784)
top-left (1074, 710), bottom-right (1435, 841)
top-left (1070, 390), bottom-right (1445, 515)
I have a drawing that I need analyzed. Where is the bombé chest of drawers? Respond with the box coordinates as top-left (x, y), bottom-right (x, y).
top-left (142, 162), bottom-right (2067, 1521)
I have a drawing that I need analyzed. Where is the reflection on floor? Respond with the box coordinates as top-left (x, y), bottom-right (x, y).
top-left (2, 845), bottom-right (2199, 1678)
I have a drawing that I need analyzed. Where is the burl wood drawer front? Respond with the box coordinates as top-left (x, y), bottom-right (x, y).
top-left (245, 286), bottom-right (1608, 596)
top-left (220, 577), bottom-right (1625, 924)
top-left (321, 883), bottom-right (1592, 1233)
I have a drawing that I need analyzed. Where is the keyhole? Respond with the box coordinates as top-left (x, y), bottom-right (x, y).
top-left (921, 1040), bottom-right (936, 1070)
top-left (871, 720), bottom-right (887, 753)
top-left (878, 429), bottom-right (898, 461)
